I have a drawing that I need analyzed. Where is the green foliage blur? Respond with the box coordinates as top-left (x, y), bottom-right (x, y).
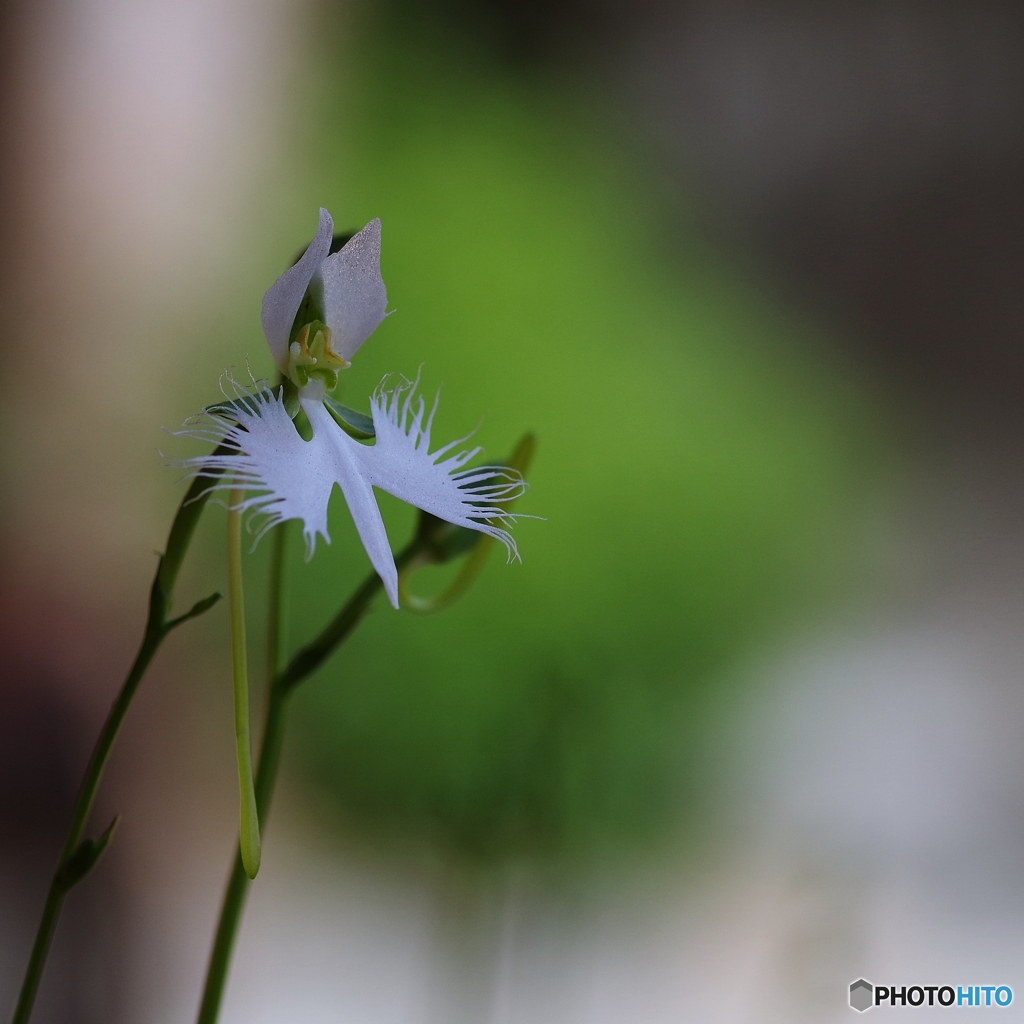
top-left (277, 9), bottom-right (883, 866)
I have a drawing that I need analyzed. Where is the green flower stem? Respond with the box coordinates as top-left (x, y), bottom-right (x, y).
top-left (195, 539), bottom-right (420, 1024)
top-left (227, 485), bottom-right (261, 880)
top-left (265, 520), bottom-right (289, 683)
top-left (398, 537), bottom-right (493, 613)
top-left (10, 449), bottom-right (229, 1024)
top-left (194, 683), bottom-right (289, 1024)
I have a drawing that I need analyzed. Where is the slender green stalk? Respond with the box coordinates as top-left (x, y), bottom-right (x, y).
top-left (195, 684), bottom-right (289, 1024)
top-left (274, 561), bottom-right (388, 693)
top-left (10, 453), bottom-right (228, 1024)
top-left (265, 521), bottom-right (289, 683)
top-left (228, 486), bottom-right (261, 879)
top-left (197, 519), bottom-right (292, 1024)
top-left (196, 433), bottom-right (536, 1023)
top-left (195, 540), bottom-right (419, 1024)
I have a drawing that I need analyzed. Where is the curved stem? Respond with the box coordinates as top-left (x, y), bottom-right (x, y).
top-left (195, 687), bottom-right (289, 1024)
top-left (10, 453), bottom-right (229, 1024)
top-left (11, 627), bottom-right (163, 1024)
top-left (399, 539), bottom-right (494, 614)
top-left (195, 539), bottom-right (420, 1023)
top-left (228, 485), bottom-right (260, 880)
top-left (274, 566), bottom-right (383, 693)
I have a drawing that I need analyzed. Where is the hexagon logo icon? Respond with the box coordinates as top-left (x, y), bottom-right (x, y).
top-left (850, 979), bottom-right (873, 1012)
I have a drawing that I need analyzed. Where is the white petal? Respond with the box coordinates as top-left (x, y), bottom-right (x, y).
top-left (356, 378), bottom-right (525, 559)
top-left (302, 400), bottom-right (399, 607)
top-left (261, 208), bottom-right (334, 372)
top-left (178, 385), bottom-right (400, 607)
top-left (175, 376), bottom-right (524, 612)
top-left (314, 218), bottom-right (388, 360)
top-left (178, 385), bottom-right (336, 557)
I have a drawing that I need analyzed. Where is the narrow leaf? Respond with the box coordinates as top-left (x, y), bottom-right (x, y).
top-left (323, 395), bottom-right (375, 439)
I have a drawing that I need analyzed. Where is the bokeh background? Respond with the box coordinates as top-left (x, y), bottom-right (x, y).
top-left (3, 1), bottom-right (1024, 1021)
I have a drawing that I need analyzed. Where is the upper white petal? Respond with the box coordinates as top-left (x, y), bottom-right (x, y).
top-left (313, 218), bottom-right (388, 360)
top-left (261, 208), bottom-right (334, 372)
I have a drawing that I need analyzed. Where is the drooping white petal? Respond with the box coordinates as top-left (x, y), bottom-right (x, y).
top-left (261, 208), bottom-right (334, 372)
top-left (313, 218), bottom-right (388, 360)
top-left (177, 377), bottom-right (525, 611)
top-left (302, 400), bottom-right (399, 604)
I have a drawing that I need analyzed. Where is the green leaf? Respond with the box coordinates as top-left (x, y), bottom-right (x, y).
top-left (323, 395), bottom-right (376, 439)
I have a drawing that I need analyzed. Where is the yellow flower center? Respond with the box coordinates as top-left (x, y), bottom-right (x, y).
top-left (286, 320), bottom-right (349, 391)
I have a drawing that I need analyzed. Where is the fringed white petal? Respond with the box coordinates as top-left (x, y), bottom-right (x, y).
top-left (177, 377), bottom-right (526, 611)
top-left (313, 218), bottom-right (389, 360)
top-left (177, 384), bottom-right (336, 559)
top-left (261, 208), bottom-right (334, 372)
top-left (357, 377), bottom-right (526, 559)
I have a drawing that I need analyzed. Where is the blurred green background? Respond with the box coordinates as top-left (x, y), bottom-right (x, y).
top-left (232, 9), bottom-right (886, 866)
top-left (13, 0), bottom-right (1024, 1019)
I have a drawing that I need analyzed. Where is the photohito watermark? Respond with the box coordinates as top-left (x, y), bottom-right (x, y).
top-left (849, 980), bottom-right (1013, 1012)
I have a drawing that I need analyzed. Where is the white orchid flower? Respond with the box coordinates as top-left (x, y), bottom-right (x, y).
top-left (183, 209), bottom-right (524, 608)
